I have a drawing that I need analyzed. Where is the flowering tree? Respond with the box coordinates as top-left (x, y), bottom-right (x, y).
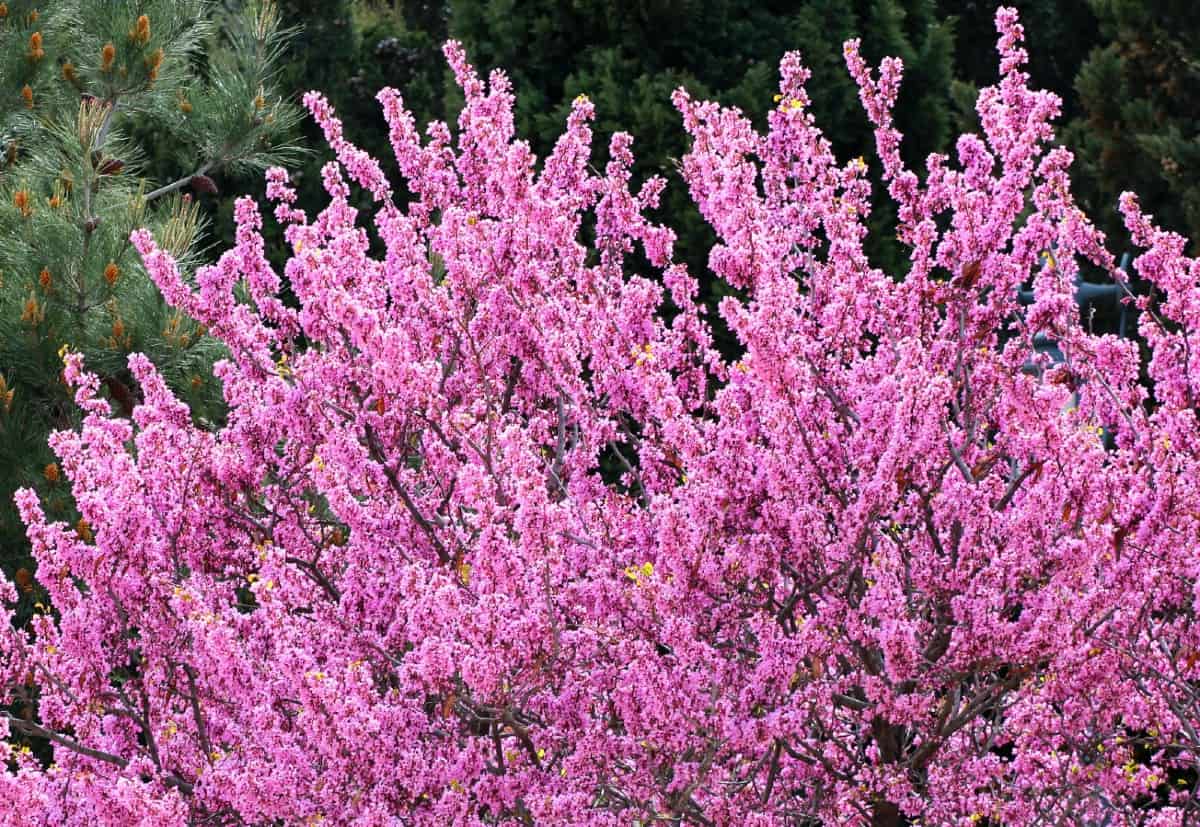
top-left (2, 7), bottom-right (1199, 825)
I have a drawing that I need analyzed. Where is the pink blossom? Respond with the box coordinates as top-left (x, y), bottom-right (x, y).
top-left (4, 9), bottom-right (1200, 825)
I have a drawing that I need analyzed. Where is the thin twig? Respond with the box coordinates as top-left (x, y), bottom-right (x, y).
top-left (143, 161), bottom-right (215, 203)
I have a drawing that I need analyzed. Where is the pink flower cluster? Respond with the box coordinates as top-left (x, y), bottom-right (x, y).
top-left (4, 9), bottom-right (1200, 825)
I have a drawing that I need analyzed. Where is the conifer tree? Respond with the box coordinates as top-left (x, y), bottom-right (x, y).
top-left (0, 0), bottom-right (301, 589)
top-left (1063, 0), bottom-right (1200, 253)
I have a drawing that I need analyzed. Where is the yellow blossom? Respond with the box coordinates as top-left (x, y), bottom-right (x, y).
top-left (624, 561), bottom-right (654, 584)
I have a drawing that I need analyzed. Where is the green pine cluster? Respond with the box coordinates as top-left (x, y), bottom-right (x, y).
top-left (0, 0), bottom-right (302, 593)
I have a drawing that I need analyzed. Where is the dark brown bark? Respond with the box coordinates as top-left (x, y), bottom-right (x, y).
top-left (871, 799), bottom-right (903, 827)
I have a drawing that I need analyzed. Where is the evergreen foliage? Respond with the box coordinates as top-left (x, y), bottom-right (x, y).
top-left (1063, 0), bottom-right (1200, 252)
top-left (0, 0), bottom-right (301, 587)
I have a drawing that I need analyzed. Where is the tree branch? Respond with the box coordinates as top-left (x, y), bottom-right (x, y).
top-left (143, 161), bottom-right (215, 203)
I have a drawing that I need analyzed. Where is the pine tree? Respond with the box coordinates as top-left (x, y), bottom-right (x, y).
top-left (0, 0), bottom-right (302, 589)
top-left (1063, 0), bottom-right (1200, 252)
